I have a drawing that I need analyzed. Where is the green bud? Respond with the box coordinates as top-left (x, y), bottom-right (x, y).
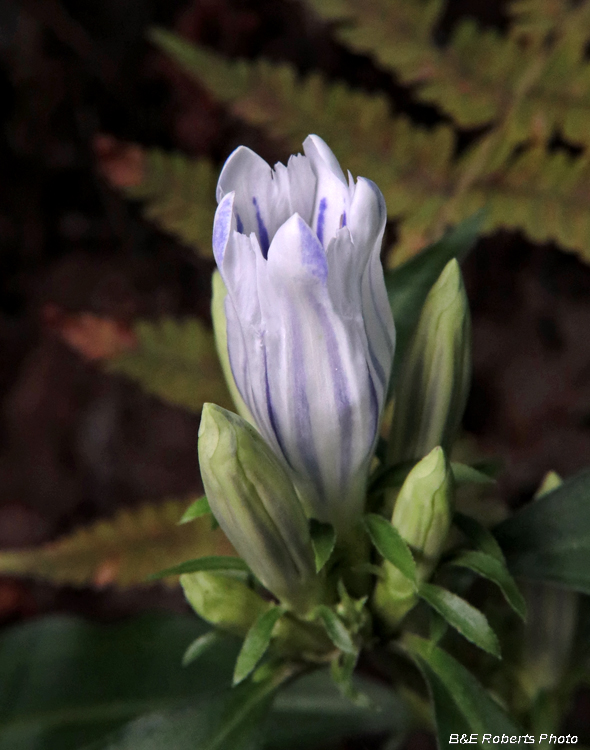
top-left (374, 447), bottom-right (454, 626)
top-left (181, 571), bottom-right (268, 637)
top-left (198, 403), bottom-right (320, 614)
top-left (211, 271), bottom-right (256, 426)
top-left (387, 259), bottom-right (471, 464)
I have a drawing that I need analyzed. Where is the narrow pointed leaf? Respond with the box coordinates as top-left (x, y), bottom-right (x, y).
top-left (451, 550), bottom-right (527, 621)
top-left (309, 519), bottom-right (336, 573)
top-left (418, 583), bottom-right (501, 658)
top-left (149, 556), bottom-right (249, 580)
top-left (233, 606), bottom-right (286, 686)
top-left (178, 496), bottom-right (211, 524)
top-left (315, 606), bottom-right (357, 655)
top-left (405, 634), bottom-right (520, 750)
top-left (182, 630), bottom-right (226, 667)
top-left (451, 463), bottom-right (496, 486)
top-left (454, 512), bottom-right (505, 563)
top-left (364, 514), bottom-right (416, 583)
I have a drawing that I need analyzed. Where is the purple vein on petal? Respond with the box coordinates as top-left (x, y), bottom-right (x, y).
top-left (298, 217), bottom-right (327, 283)
top-left (340, 211), bottom-right (347, 228)
top-left (310, 296), bottom-right (353, 492)
top-left (236, 213), bottom-right (244, 234)
top-left (289, 306), bottom-right (323, 494)
top-left (252, 197), bottom-right (270, 258)
top-left (316, 197), bottom-right (328, 246)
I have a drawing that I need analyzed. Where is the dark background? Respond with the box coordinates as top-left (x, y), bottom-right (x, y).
top-left (1, 0), bottom-right (590, 738)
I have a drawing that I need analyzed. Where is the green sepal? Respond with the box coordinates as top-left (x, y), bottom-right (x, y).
top-left (149, 555), bottom-right (250, 580)
top-left (314, 606), bottom-right (357, 655)
top-left (451, 550), bottom-right (527, 621)
top-left (233, 605), bottom-right (286, 686)
top-left (363, 514), bottom-right (417, 583)
top-left (182, 630), bottom-right (226, 667)
top-left (178, 496), bottom-right (211, 524)
top-left (330, 652), bottom-right (371, 708)
top-left (418, 583), bottom-right (501, 658)
top-left (309, 519), bottom-right (336, 573)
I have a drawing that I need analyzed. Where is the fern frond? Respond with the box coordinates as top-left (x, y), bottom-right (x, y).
top-left (0, 500), bottom-right (234, 588)
top-left (116, 146), bottom-right (217, 257)
top-left (303, 0), bottom-right (590, 145)
top-left (106, 317), bottom-right (234, 414)
top-left (149, 29), bottom-right (456, 257)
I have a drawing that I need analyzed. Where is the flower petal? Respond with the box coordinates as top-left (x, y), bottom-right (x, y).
top-left (216, 146), bottom-right (290, 256)
top-left (303, 136), bottom-right (351, 247)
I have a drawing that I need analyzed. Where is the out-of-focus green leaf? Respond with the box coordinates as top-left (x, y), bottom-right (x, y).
top-left (384, 211), bottom-right (483, 386)
top-left (0, 614), bottom-right (239, 750)
top-left (454, 512), bottom-right (505, 563)
top-left (451, 463), bottom-right (495, 486)
top-left (105, 318), bottom-right (233, 415)
top-left (494, 468), bottom-right (590, 593)
top-left (418, 583), bottom-right (501, 658)
top-left (404, 635), bottom-right (520, 750)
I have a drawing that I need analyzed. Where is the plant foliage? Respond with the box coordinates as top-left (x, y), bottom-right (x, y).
top-left (106, 317), bottom-right (233, 414)
top-left (135, 0), bottom-right (590, 264)
top-left (0, 500), bottom-right (234, 588)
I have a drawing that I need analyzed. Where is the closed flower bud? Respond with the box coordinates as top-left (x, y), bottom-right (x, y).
top-left (198, 402), bottom-right (320, 614)
top-left (212, 135), bottom-right (395, 534)
top-left (181, 571), bottom-right (268, 637)
top-left (374, 447), bottom-right (454, 625)
top-left (387, 258), bottom-right (471, 464)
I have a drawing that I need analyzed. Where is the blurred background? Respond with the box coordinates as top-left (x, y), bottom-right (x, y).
top-left (1, 0), bottom-right (590, 697)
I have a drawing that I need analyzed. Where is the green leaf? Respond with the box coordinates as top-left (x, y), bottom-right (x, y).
top-left (451, 550), bottom-right (527, 621)
top-left (105, 318), bottom-right (233, 415)
top-left (233, 607), bottom-right (286, 686)
top-left (94, 666), bottom-right (289, 750)
top-left (384, 211), bottom-right (483, 386)
top-left (363, 514), bottom-right (417, 583)
top-left (454, 512), bottom-right (506, 563)
top-left (451, 462), bottom-right (496, 486)
top-left (0, 613), bottom-right (240, 750)
top-left (405, 635), bottom-right (520, 750)
top-left (267, 669), bottom-right (410, 750)
top-left (494, 468), bottom-right (590, 593)
top-left (178, 496), bottom-right (211, 524)
top-left (182, 630), bottom-right (226, 667)
top-left (418, 583), bottom-right (501, 658)
top-left (314, 606), bottom-right (357, 655)
top-left (309, 519), bottom-right (336, 572)
top-left (149, 555), bottom-right (249, 580)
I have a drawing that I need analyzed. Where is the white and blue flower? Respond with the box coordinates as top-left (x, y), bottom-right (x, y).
top-left (212, 135), bottom-right (395, 533)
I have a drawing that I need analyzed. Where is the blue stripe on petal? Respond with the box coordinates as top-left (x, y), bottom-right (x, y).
top-left (340, 211), bottom-right (347, 228)
top-left (298, 217), bottom-right (328, 283)
top-left (316, 197), bottom-right (328, 246)
top-left (236, 213), bottom-right (244, 234)
top-left (252, 197), bottom-right (270, 258)
top-left (311, 297), bottom-right (353, 491)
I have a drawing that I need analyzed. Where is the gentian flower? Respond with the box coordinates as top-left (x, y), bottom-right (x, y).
top-left (212, 135), bottom-right (395, 534)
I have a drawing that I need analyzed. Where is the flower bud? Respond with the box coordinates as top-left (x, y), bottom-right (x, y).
top-left (387, 258), bottom-right (471, 464)
top-left (181, 571), bottom-right (267, 637)
top-left (374, 447), bottom-right (454, 626)
top-left (198, 403), bottom-right (320, 614)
